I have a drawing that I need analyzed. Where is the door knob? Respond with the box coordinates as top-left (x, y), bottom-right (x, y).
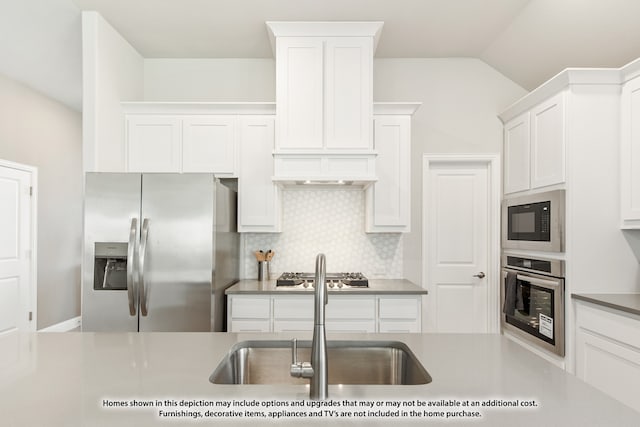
top-left (473, 272), bottom-right (486, 279)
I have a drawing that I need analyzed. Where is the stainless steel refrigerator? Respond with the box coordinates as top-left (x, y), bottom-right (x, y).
top-left (82, 173), bottom-right (239, 332)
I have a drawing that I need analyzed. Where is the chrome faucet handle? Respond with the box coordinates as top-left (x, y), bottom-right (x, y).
top-left (290, 338), bottom-right (313, 378)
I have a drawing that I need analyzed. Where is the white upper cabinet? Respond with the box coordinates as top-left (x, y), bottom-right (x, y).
top-left (531, 92), bottom-right (566, 189)
top-left (621, 75), bottom-right (640, 228)
top-left (503, 92), bottom-right (565, 194)
top-left (182, 116), bottom-right (237, 174)
top-left (503, 112), bottom-right (530, 194)
top-left (275, 37), bottom-right (324, 150)
top-left (323, 37), bottom-right (372, 150)
top-left (126, 114), bottom-right (237, 175)
top-left (121, 103), bottom-right (275, 175)
top-left (270, 23), bottom-right (379, 153)
top-left (238, 116), bottom-right (281, 232)
top-left (127, 115), bottom-right (182, 172)
top-left (275, 36), bottom-right (372, 152)
top-left (268, 22), bottom-right (382, 182)
top-left (366, 114), bottom-right (412, 232)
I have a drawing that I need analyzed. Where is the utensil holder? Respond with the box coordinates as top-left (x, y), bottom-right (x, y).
top-left (258, 261), bottom-right (270, 282)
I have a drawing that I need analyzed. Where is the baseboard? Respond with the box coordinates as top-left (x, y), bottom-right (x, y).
top-left (38, 316), bottom-right (81, 332)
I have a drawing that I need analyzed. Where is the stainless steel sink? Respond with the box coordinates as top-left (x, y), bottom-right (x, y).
top-left (210, 340), bottom-right (432, 385)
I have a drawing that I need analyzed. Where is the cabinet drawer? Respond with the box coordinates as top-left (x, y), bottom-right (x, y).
top-left (576, 302), bottom-right (640, 348)
top-left (577, 328), bottom-right (640, 412)
top-left (326, 320), bottom-right (375, 333)
top-left (273, 320), bottom-right (313, 332)
top-left (229, 296), bottom-right (271, 319)
top-left (228, 319), bottom-right (270, 333)
top-left (379, 297), bottom-right (419, 320)
top-left (273, 296), bottom-right (314, 319)
top-left (326, 296), bottom-right (375, 319)
top-left (379, 320), bottom-right (420, 333)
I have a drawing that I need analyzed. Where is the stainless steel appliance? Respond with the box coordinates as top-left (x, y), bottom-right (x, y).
top-left (501, 254), bottom-right (565, 356)
top-left (82, 173), bottom-right (239, 332)
top-left (276, 272), bottom-right (368, 288)
top-left (502, 189), bottom-right (565, 252)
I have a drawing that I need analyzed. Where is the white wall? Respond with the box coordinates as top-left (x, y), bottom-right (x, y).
top-left (0, 72), bottom-right (82, 329)
top-left (373, 58), bottom-right (527, 285)
top-left (144, 59), bottom-right (275, 101)
top-left (82, 11), bottom-right (144, 172)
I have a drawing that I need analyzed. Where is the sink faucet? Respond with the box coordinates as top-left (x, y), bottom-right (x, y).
top-left (290, 253), bottom-right (329, 400)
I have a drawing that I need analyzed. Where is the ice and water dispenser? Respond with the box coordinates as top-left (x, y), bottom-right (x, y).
top-left (93, 242), bottom-right (128, 290)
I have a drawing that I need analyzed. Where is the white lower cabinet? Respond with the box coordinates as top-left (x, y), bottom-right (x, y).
top-left (575, 301), bottom-right (640, 412)
top-left (326, 296), bottom-right (376, 333)
top-left (378, 296), bottom-right (421, 333)
top-left (227, 294), bottom-right (421, 333)
top-left (227, 295), bottom-right (271, 332)
top-left (273, 295), bottom-right (313, 332)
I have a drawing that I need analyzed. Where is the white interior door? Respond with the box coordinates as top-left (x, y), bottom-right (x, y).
top-left (0, 162), bottom-right (35, 334)
top-left (424, 157), bottom-right (495, 333)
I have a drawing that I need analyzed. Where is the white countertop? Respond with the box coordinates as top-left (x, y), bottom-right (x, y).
top-left (226, 279), bottom-right (427, 295)
top-left (0, 332), bottom-right (637, 426)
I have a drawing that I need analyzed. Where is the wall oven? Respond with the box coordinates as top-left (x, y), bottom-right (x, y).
top-left (502, 189), bottom-right (565, 252)
top-left (501, 254), bottom-right (565, 356)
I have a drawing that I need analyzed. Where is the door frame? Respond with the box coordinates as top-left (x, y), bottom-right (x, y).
top-left (422, 154), bottom-right (501, 333)
top-left (0, 159), bottom-right (38, 332)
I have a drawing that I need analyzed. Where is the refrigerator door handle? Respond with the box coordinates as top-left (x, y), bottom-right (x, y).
top-left (139, 218), bottom-right (150, 316)
top-left (127, 218), bottom-right (138, 316)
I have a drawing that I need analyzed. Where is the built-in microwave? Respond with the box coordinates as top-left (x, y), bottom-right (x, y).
top-left (502, 190), bottom-right (565, 252)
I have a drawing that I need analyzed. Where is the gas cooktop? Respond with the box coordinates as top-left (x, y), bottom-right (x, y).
top-left (276, 272), bottom-right (369, 288)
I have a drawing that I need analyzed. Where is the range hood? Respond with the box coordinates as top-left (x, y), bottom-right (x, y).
top-left (271, 148), bottom-right (378, 187)
top-left (272, 176), bottom-right (377, 188)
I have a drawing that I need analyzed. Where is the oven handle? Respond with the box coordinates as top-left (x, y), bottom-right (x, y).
top-left (515, 274), bottom-right (561, 288)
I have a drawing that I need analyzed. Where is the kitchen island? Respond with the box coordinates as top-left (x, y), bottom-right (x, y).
top-left (0, 331), bottom-right (638, 426)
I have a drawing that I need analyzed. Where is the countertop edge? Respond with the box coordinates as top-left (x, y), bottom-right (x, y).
top-left (225, 279), bottom-right (428, 295)
top-left (571, 293), bottom-right (640, 317)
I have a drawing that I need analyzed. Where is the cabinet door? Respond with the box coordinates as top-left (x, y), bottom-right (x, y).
top-left (366, 115), bottom-right (410, 232)
top-left (576, 302), bottom-right (640, 412)
top-left (621, 76), bottom-right (640, 225)
top-left (126, 115), bottom-right (181, 172)
top-left (182, 116), bottom-right (237, 175)
top-left (227, 295), bottom-right (271, 332)
top-left (273, 296), bottom-right (313, 319)
top-left (238, 116), bottom-right (281, 232)
top-left (503, 112), bottom-right (530, 194)
top-left (326, 296), bottom-right (376, 320)
top-left (324, 37), bottom-right (372, 150)
top-left (275, 37), bottom-right (323, 151)
top-left (531, 92), bottom-right (565, 189)
top-left (378, 296), bottom-right (421, 332)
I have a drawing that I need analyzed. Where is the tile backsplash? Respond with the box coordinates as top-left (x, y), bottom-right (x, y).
top-left (242, 187), bottom-right (403, 279)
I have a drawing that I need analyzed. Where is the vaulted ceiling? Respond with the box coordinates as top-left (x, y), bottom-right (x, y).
top-left (3, 0), bottom-right (640, 111)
